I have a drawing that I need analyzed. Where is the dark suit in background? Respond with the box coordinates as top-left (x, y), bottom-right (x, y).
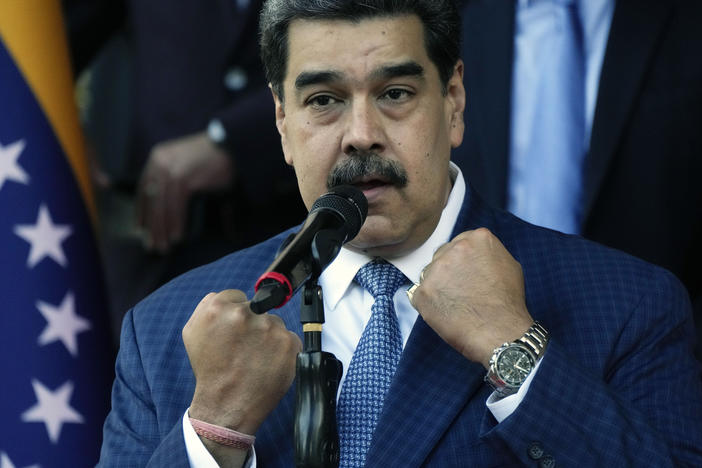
top-left (455, 0), bottom-right (702, 356)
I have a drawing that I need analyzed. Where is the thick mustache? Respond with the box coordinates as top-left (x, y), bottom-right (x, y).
top-left (326, 152), bottom-right (408, 189)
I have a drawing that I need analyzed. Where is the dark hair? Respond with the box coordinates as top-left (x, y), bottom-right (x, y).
top-left (259, 0), bottom-right (461, 99)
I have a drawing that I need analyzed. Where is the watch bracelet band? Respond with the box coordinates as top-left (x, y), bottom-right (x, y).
top-left (516, 321), bottom-right (549, 359)
top-left (484, 321), bottom-right (550, 397)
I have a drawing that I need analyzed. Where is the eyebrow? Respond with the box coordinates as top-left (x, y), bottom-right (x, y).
top-left (370, 61), bottom-right (425, 81)
top-left (294, 70), bottom-right (344, 90)
top-left (293, 61), bottom-right (425, 91)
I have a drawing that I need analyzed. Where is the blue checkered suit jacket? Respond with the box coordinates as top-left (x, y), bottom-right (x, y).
top-left (99, 184), bottom-right (702, 467)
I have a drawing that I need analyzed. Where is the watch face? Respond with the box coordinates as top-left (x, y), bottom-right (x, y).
top-left (497, 347), bottom-right (534, 386)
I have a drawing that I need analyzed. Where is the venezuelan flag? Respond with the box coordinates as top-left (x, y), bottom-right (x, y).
top-left (0, 1), bottom-right (114, 466)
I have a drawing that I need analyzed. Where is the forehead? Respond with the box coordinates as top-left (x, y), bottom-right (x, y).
top-left (284, 15), bottom-right (432, 85)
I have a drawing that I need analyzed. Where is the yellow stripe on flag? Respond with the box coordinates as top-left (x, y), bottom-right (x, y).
top-left (0, 0), bottom-right (97, 222)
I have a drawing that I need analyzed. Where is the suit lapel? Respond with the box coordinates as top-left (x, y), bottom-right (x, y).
top-left (366, 318), bottom-right (486, 467)
top-left (583, 0), bottom-right (673, 221)
top-left (365, 185), bottom-right (496, 466)
top-left (461, 0), bottom-right (516, 208)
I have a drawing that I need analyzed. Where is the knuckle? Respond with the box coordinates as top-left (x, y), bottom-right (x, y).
top-left (267, 313), bottom-right (286, 328)
top-left (429, 254), bottom-right (449, 273)
top-left (201, 305), bottom-right (221, 325)
top-left (228, 305), bottom-right (250, 327)
top-left (228, 289), bottom-right (248, 303)
top-left (452, 230), bottom-right (471, 241)
top-left (259, 317), bottom-right (275, 333)
top-left (452, 237), bottom-right (473, 255)
top-left (473, 227), bottom-right (492, 237)
top-left (207, 294), bottom-right (228, 314)
top-left (470, 227), bottom-right (494, 244)
top-left (258, 313), bottom-right (285, 335)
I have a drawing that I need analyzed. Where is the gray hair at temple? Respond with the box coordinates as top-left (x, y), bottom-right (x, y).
top-left (259, 0), bottom-right (461, 100)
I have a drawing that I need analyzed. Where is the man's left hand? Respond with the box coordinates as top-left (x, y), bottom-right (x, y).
top-left (408, 227), bottom-right (534, 368)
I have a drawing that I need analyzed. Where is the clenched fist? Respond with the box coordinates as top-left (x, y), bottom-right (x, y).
top-left (408, 228), bottom-right (533, 368)
top-left (183, 290), bottom-right (301, 434)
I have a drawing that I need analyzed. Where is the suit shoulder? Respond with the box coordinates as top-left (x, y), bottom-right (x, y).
top-left (128, 227), bottom-right (297, 330)
top-left (495, 211), bottom-right (690, 318)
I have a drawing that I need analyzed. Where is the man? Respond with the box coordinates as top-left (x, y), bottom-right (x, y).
top-left (98, 1), bottom-right (702, 466)
top-left (454, 0), bottom-right (702, 355)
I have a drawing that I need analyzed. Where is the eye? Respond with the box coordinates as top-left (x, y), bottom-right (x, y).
top-left (380, 88), bottom-right (414, 102)
top-left (307, 94), bottom-right (341, 109)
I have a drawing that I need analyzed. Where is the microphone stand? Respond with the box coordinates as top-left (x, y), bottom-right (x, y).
top-left (294, 229), bottom-right (344, 468)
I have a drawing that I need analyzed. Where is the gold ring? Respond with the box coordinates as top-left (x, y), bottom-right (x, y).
top-left (406, 283), bottom-right (419, 304)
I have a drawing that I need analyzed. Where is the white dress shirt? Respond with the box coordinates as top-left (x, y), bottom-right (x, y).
top-left (184, 163), bottom-right (542, 466)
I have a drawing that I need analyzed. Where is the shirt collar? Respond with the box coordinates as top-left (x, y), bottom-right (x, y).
top-left (320, 162), bottom-right (466, 309)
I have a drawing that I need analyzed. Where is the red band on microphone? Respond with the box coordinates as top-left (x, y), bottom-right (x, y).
top-left (254, 271), bottom-right (293, 307)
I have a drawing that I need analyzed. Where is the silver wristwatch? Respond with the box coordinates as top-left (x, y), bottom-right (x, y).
top-left (485, 321), bottom-right (550, 397)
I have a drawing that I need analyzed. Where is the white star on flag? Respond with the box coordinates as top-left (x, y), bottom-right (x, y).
top-left (36, 292), bottom-right (91, 357)
top-left (0, 452), bottom-right (40, 468)
top-left (14, 204), bottom-right (73, 268)
top-left (0, 139), bottom-right (30, 191)
top-left (21, 380), bottom-right (84, 444)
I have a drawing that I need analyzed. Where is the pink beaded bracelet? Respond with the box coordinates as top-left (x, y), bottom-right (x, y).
top-left (189, 417), bottom-right (256, 450)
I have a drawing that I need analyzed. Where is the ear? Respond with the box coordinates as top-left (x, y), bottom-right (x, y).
top-left (445, 60), bottom-right (466, 149)
top-left (270, 84), bottom-right (293, 166)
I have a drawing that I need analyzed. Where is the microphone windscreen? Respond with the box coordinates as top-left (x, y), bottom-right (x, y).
top-left (310, 185), bottom-right (368, 240)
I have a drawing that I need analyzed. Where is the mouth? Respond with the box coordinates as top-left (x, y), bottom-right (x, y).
top-left (350, 175), bottom-right (393, 192)
top-left (349, 175), bottom-right (395, 203)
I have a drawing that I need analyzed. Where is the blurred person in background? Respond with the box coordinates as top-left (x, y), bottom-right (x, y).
top-left (454, 0), bottom-right (702, 359)
top-left (63, 0), bottom-right (306, 337)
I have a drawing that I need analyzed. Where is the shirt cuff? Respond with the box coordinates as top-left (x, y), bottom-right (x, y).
top-left (182, 408), bottom-right (257, 467)
top-left (486, 356), bottom-right (544, 423)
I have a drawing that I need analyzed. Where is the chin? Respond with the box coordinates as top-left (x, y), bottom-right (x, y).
top-left (346, 232), bottom-right (408, 258)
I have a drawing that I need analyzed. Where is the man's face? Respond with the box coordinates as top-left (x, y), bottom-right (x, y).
top-left (273, 14), bottom-right (465, 257)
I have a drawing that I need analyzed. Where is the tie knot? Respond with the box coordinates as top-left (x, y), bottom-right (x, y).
top-left (355, 260), bottom-right (408, 299)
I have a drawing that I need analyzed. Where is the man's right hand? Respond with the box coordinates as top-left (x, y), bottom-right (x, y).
top-left (183, 289), bottom-right (301, 436)
top-left (137, 131), bottom-right (234, 253)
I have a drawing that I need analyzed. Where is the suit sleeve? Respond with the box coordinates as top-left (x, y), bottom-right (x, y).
top-left (481, 269), bottom-right (702, 467)
top-left (97, 308), bottom-right (190, 467)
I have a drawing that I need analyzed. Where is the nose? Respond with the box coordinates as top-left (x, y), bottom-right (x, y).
top-left (341, 98), bottom-right (386, 155)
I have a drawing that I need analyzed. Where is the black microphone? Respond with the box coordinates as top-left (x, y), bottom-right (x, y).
top-left (250, 185), bottom-right (368, 314)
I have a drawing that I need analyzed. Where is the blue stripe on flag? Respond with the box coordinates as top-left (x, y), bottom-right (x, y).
top-left (0, 40), bottom-right (114, 467)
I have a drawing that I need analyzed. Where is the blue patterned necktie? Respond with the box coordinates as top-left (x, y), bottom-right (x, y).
top-left (509, 0), bottom-right (585, 234)
top-left (337, 260), bottom-right (409, 467)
